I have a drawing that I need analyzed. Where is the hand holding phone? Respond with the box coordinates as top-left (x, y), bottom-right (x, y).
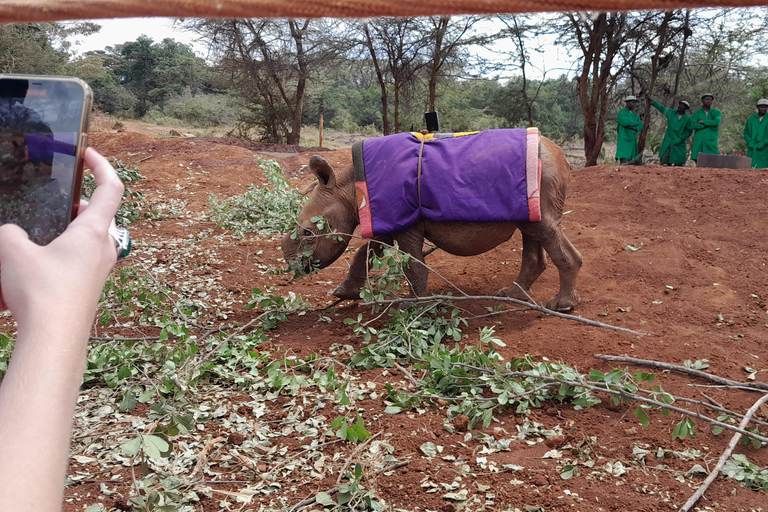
top-left (0, 75), bottom-right (92, 245)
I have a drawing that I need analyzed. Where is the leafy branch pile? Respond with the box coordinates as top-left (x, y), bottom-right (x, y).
top-left (83, 158), bottom-right (147, 226)
top-left (207, 158), bottom-right (306, 238)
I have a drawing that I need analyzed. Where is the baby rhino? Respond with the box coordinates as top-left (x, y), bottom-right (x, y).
top-left (281, 129), bottom-right (582, 312)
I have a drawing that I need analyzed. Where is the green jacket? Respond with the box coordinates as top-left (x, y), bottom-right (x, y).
top-left (615, 108), bottom-right (644, 160)
top-left (652, 100), bottom-right (692, 165)
top-left (690, 108), bottom-right (721, 159)
top-left (743, 113), bottom-right (768, 169)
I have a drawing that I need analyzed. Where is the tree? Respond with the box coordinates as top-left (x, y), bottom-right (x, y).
top-left (186, 18), bottom-right (340, 145)
top-left (425, 16), bottom-right (485, 112)
top-left (66, 54), bottom-right (138, 114)
top-left (555, 11), bottom-right (659, 166)
top-left (495, 14), bottom-right (548, 128)
top-left (360, 22), bottom-right (391, 134)
top-left (116, 36), bottom-right (212, 117)
top-left (0, 22), bottom-right (98, 75)
top-left (629, 10), bottom-right (685, 154)
top-left (360, 18), bottom-right (429, 133)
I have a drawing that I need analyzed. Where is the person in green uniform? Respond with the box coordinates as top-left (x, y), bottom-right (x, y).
top-left (690, 93), bottom-right (721, 164)
top-left (616, 95), bottom-right (644, 164)
top-left (743, 98), bottom-right (768, 169)
top-left (650, 98), bottom-right (692, 166)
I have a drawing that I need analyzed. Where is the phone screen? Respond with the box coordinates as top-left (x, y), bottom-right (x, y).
top-left (0, 76), bottom-right (91, 245)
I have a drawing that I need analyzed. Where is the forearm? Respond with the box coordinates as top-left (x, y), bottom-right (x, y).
top-left (0, 148), bottom-right (122, 512)
top-left (0, 326), bottom-right (90, 512)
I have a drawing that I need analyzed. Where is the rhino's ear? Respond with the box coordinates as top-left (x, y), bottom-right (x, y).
top-left (298, 181), bottom-right (318, 195)
top-left (309, 156), bottom-right (336, 188)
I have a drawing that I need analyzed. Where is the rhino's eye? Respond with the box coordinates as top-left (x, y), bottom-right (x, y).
top-left (303, 228), bottom-right (314, 238)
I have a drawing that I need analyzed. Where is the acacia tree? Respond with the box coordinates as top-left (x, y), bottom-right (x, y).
top-left (360, 18), bottom-right (429, 133)
top-left (186, 18), bottom-right (338, 144)
top-left (555, 11), bottom-right (659, 166)
top-left (0, 22), bottom-right (98, 74)
top-left (360, 22), bottom-right (391, 134)
top-left (629, 10), bottom-right (685, 154)
top-left (425, 15), bottom-right (485, 112)
top-left (494, 14), bottom-right (550, 128)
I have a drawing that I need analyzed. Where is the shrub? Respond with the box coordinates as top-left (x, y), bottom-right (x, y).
top-left (161, 90), bottom-right (242, 127)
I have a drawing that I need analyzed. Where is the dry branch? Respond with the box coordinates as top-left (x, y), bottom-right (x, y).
top-left (500, 370), bottom-right (768, 444)
top-left (362, 295), bottom-right (648, 336)
top-left (680, 393), bottom-right (768, 512)
top-left (335, 432), bottom-right (382, 485)
top-left (447, 361), bottom-right (768, 443)
top-left (594, 354), bottom-right (768, 391)
top-left (286, 461), bottom-right (409, 512)
top-left (187, 436), bottom-right (225, 482)
top-left (394, 362), bottom-right (421, 388)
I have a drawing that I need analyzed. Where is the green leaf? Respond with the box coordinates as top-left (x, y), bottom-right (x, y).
top-left (315, 492), bottom-right (336, 506)
top-left (350, 415), bottom-right (371, 443)
top-left (588, 370), bottom-right (605, 382)
top-left (142, 434), bottom-right (171, 459)
top-left (117, 365), bottom-right (133, 381)
top-left (120, 436), bottom-right (142, 457)
top-left (337, 491), bottom-right (352, 505)
top-left (634, 407), bottom-right (650, 427)
top-left (560, 464), bottom-right (579, 480)
top-left (119, 392), bottom-right (138, 413)
top-left (138, 389), bottom-right (156, 403)
top-left (672, 419), bottom-right (683, 439)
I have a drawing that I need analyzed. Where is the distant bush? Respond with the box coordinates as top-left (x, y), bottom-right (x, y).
top-left (326, 109), bottom-right (381, 135)
top-left (142, 90), bottom-right (243, 127)
top-left (141, 107), bottom-right (185, 127)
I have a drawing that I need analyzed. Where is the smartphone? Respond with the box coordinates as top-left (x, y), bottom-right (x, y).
top-left (424, 111), bottom-right (440, 132)
top-left (0, 75), bottom-right (92, 245)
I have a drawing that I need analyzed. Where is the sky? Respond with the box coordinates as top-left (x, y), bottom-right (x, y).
top-left (67, 17), bottom-right (570, 80)
top-left (67, 18), bottom-right (206, 56)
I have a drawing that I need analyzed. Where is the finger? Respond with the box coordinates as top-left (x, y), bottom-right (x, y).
top-left (74, 148), bottom-right (124, 230)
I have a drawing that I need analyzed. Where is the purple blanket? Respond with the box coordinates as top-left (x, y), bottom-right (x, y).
top-left (352, 129), bottom-right (540, 238)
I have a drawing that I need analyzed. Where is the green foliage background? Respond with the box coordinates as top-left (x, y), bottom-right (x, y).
top-left (3, 11), bottom-right (768, 157)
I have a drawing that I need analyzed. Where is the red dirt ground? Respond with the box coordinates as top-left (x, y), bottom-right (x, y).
top-left (20, 130), bottom-right (768, 511)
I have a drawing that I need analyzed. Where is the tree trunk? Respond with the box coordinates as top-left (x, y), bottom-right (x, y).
top-left (673, 9), bottom-right (691, 97)
top-left (393, 83), bottom-right (401, 133)
top-left (577, 13), bottom-right (608, 167)
top-left (637, 11), bottom-right (674, 155)
top-left (427, 16), bottom-right (449, 112)
top-left (363, 23), bottom-right (389, 135)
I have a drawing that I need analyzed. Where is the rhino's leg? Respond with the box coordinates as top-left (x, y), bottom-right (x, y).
top-left (333, 238), bottom-right (391, 300)
top-left (516, 223), bottom-right (582, 312)
top-left (393, 228), bottom-right (429, 296)
top-left (497, 233), bottom-right (548, 301)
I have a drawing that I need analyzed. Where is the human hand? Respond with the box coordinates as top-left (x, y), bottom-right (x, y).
top-left (0, 148), bottom-right (124, 335)
top-left (698, 120), bottom-right (705, 124)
